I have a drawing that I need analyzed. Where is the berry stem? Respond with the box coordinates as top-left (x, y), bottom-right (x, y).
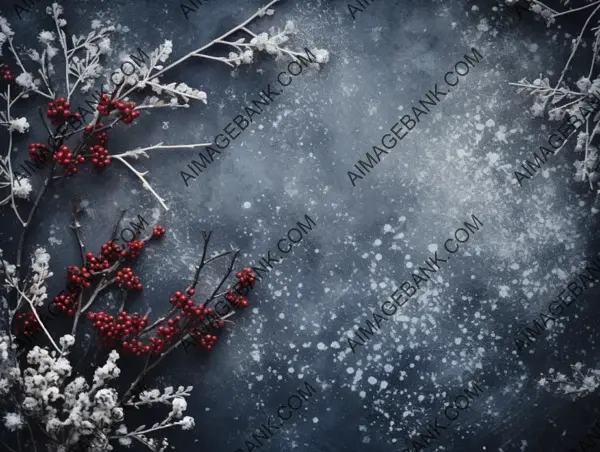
top-left (13, 285), bottom-right (61, 354)
top-left (80, 276), bottom-right (116, 313)
top-left (204, 250), bottom-right (240, 306)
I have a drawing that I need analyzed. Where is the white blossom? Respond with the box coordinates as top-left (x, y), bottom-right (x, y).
top-left (3, 412), bottom-right (23, 431)
top-left (0, 16), bottom-right (14, 37)
top-left (38, 30), bottom-right (56, 45)
top-left (180, 416), bottom-right (195, 430)
top-left (312, 48), bottom-right (330, 64)
top-left (92, 349), bottom-right (120, 389)
top-left (15, 72), bottom-right (36, 90)
top-left (170, 397), bottom-right (187, 418)
top-left (8, 117), bottom-right (30, 134)
top-left (27, 48), bottom-right (41, 62)
top-left (12, 177), bottom-right (32, 199)
top-left (59, 334), bottom-right (75, 350)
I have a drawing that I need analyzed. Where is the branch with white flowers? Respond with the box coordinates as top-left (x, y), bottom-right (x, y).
top-left (538, 362), bottom-right (600, 399)
top-left (115, 0), bottom-right (329, 107)
top-left (509, 0), bottom-right (600, 199)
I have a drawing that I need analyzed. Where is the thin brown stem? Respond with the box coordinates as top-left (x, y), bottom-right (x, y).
top-left (81, 277), bottom-right (116, 313)
top-left (188, 231), bottom-right (212, 290)
top-left (0, 441), bottom-right (17, 452)
top-left (204, 250), bottom-right (240, 307)
top-left (120, 346), bottom-right (157, 404)
top-left (26, 422), bottom-right (37, 452)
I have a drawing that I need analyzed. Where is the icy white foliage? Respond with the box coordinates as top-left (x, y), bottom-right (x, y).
top-left (26, 247), bottom-right (53, 307)
top-left (510, 2), bottom-right (600, 194)
top-left (3, 412), bottom-right (23, 431)
top-left (126, 385), bottom-right (193, 408)
top-left (8, 117), bottom-right (29, 134)
top-left (12, 177), bottom-right (32, 199)
top-left (0, 336), bottom-right (195, 451)
top-left (538, 362), bottom-right (600, 399)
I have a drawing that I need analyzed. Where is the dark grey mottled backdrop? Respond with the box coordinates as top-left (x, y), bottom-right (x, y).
top-left (3, 0), bottom-right (600, 451)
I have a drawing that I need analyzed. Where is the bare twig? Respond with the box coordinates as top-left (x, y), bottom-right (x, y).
top-left (204, 250), bottom-right (240, 307)
top-left (81, 276), bottom-right (116, 313)
top-left (71, 195), bottom-right (86, 264)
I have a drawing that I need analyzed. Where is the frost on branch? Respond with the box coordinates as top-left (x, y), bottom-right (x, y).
top-left (538, 362), bottom-right (600, 399)
top-left (0, 337), bottom-right (195, 451)
top-left (510, 2), bottom-right (600, 198)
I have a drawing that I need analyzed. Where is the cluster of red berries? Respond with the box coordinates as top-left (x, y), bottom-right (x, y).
top-left (148, 337), bottom-right (169, 354)
top-left (29, 143), bottom-right (49, 163)
top-left (67, 265), bottom-right (93, 289)
top-left (226, 290), bottom-right (248, 308)
top-left (53, 144), bottom-right (85, 175)
top-left (88, 311), bottom-right (148, 344)
top-left (169, 289), bottom-right (204, 316)
top-left (152, 225), bottom-right (166, 238)
top-left (122, 240), bottom-right (144, 259)
top-left (84, 123), bottom-right (109, 146)
top-left (16, 312), bottom-right (41, 337)
top-left (223, 267), bottom-right (257, 309)
top-left (86, 251), bottom-right (112, 273)
top-left (1, 65), bottom-right (13, 82)
top-left (155, 318), bottom-right (182, 343)
top-left (122, 339), bottom-right (152, 356)
top-left (52, 292), bottom-right (78, 315)
top-left (117, 100), bottom-right (140, 124)
top-left (188, 329), bottom-right (218, 351)
top-left (236, 267), bottom-right (257, 288)
top-left (97, 95), bottom-right (140, 124)
top-left (101, 240), bottom-right (124, 261)
top-left (89, 144), bottom-right (111, 168)
top-left (116, 267), bottom-right (143, 291)
top-left (47, 97), bottom-right (81, 125)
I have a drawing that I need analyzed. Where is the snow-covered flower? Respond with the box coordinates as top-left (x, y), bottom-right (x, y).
top-left (46, 3), bottom-right (64, 19)
top-left (312, 48), bottom-right (330, 64)
top-left (0, 333), bottom-right (9, 361)
top-left (15, 72), bottom-right (36, 90)
top-left (180, 416), bottom-right (195, 430)
top-left (241, 49), bottom-right (254, 64)
top-left (12, 177), bottom-right (32, 199)
top-left (98, 37), bottom-right (111, 55)
top-left (3, 412), bottom-right (23, 431)
top-left (118, 435), bottom-right (132, 447)
top-left (0, 16), bottom-right (14, 37)
top-left (284, 20), bottom-right (296, 34)
top-left (8, 117), bottom-right (30, 134)
top-left (38, 30), bottom-right (56, 45)
top-left (59, 334), bottom-right (75, 350)
top-left (46, 44), bottom-right (58, 60)
top-left (92, 349), bottom-right (120, 388)
top-left (169, 397), bottom-right (187, 418)
top-left (27, 48), bottom-right (41, 62)
top-left (250, 32), bottom-right (269, 51)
